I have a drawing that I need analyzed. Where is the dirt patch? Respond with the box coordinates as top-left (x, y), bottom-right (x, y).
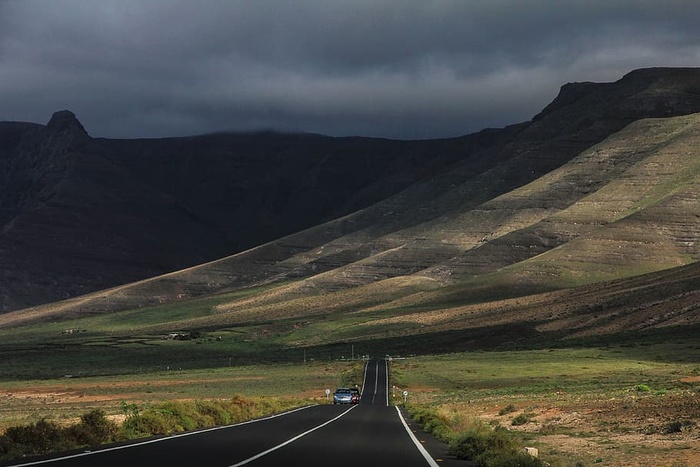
top-left (0, 389), bottom-right (130, 404)
top-left (0, 376), bottom-right (264, 403)
top-left (468, 390), bottom-right (700, 466)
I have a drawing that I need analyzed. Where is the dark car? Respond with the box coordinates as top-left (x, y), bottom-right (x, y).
top-left (349, 387), bottom-right (360, 404)
top-left (333, 388), bottom-right (359, 404)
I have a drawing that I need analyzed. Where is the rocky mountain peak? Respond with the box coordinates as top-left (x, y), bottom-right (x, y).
top-left (46, 110), bottom-right (88, 136)
top-left (532, 67), bottom-right (700, 124)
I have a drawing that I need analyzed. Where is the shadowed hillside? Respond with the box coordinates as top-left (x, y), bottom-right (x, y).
top-left (1, 70), bottom-right (698, 346)
top-left (0, 115), bottom-right (502, 311)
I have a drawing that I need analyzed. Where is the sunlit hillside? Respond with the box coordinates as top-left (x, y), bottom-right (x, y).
top-left (1, 112), bottom-right (697, 354)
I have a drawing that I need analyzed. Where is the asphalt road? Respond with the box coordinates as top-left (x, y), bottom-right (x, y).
top-left (8, 359), bottom-right (469, 466)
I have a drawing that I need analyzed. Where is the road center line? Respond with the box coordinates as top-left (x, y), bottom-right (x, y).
top-left (371, 360), bottom-right (379, 404)
top-left (395, 406), bottom-right (440, 467)
top-left (229, 405), bottom-right (358, 466)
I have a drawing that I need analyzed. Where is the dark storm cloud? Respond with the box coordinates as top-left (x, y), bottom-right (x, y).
top-left (1, 0), bottom-right (700, 139)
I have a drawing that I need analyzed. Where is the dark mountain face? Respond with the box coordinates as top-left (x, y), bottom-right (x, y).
top-left (1, 67), bottom-right (700, 313)
top-left (0, 113), bottom-right (506, 311)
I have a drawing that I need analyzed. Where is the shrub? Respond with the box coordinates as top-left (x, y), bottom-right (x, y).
top-left (157, 401), bottom-right (199, 431)
top-left (450, 430), bottom-right (493, 461)
top-left (195, 400), bottom-right (231, 426)
top-left (477, 450), bottom-right (544, 467)
top-left (511, 413), bottom-right (533, 426)
top-left (68, 409), bottom-right (118, 446)
top-left (121, 401), bottom-right (140, 419)
top-left (220, 397), bottom-right (246, 422)
top-left (0, 419), bottom-right (76, 461)
top-left (450, 426), bottom-right (518, 461)
top-left (498, 404), bottom-right (517, 416)
top-left (121, 410), bottom-right (175, 438)
top-left (408, 405), bottom-right (451, 441)
top-left (662, 419), bottom-right (696, 434)
top-left (450, 426), bottom-right (544, 466)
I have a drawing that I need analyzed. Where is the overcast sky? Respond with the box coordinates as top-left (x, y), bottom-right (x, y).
top-left (1, 1), bottom-right (699, 140)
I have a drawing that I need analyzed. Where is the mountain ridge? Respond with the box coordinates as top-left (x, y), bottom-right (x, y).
top-left (1, 67), bottom-right (699, 322)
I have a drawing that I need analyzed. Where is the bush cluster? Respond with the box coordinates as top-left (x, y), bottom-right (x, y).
top-left (0, 410), bottom-right (118, 462)
top-left (511, 413), bottom-right (534, 426)
top-left (451, 426), bottom-right (543, 466)
top-left (0, 396), bottom-right (292, 463)
top-left (406, 404), bottom-right (544, 467)
top-left (408, 406), bottom-right (452, 440)
top-left (119, 396), bottom-right (270, 439)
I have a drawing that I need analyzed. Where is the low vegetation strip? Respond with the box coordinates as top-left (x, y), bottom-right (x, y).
top-left (0, 396), bottom-right (301, 464)
top-left (406, 404), bottom-right (543, 466)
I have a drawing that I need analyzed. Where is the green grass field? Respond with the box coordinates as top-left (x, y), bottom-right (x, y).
top-left (393, 342), bottom-right (700, 402)
top-left (392, 342), bottom-right (700, 466)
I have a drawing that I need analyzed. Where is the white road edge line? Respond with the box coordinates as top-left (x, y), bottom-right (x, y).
top-left (371, 360), bottom-right (379, 404)
top-left (229, 405), bottom-right (358, 466)
top-left (395, 406), bottom-right (440, 467)
top-left (7, 405), bottom-right (315, 467)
